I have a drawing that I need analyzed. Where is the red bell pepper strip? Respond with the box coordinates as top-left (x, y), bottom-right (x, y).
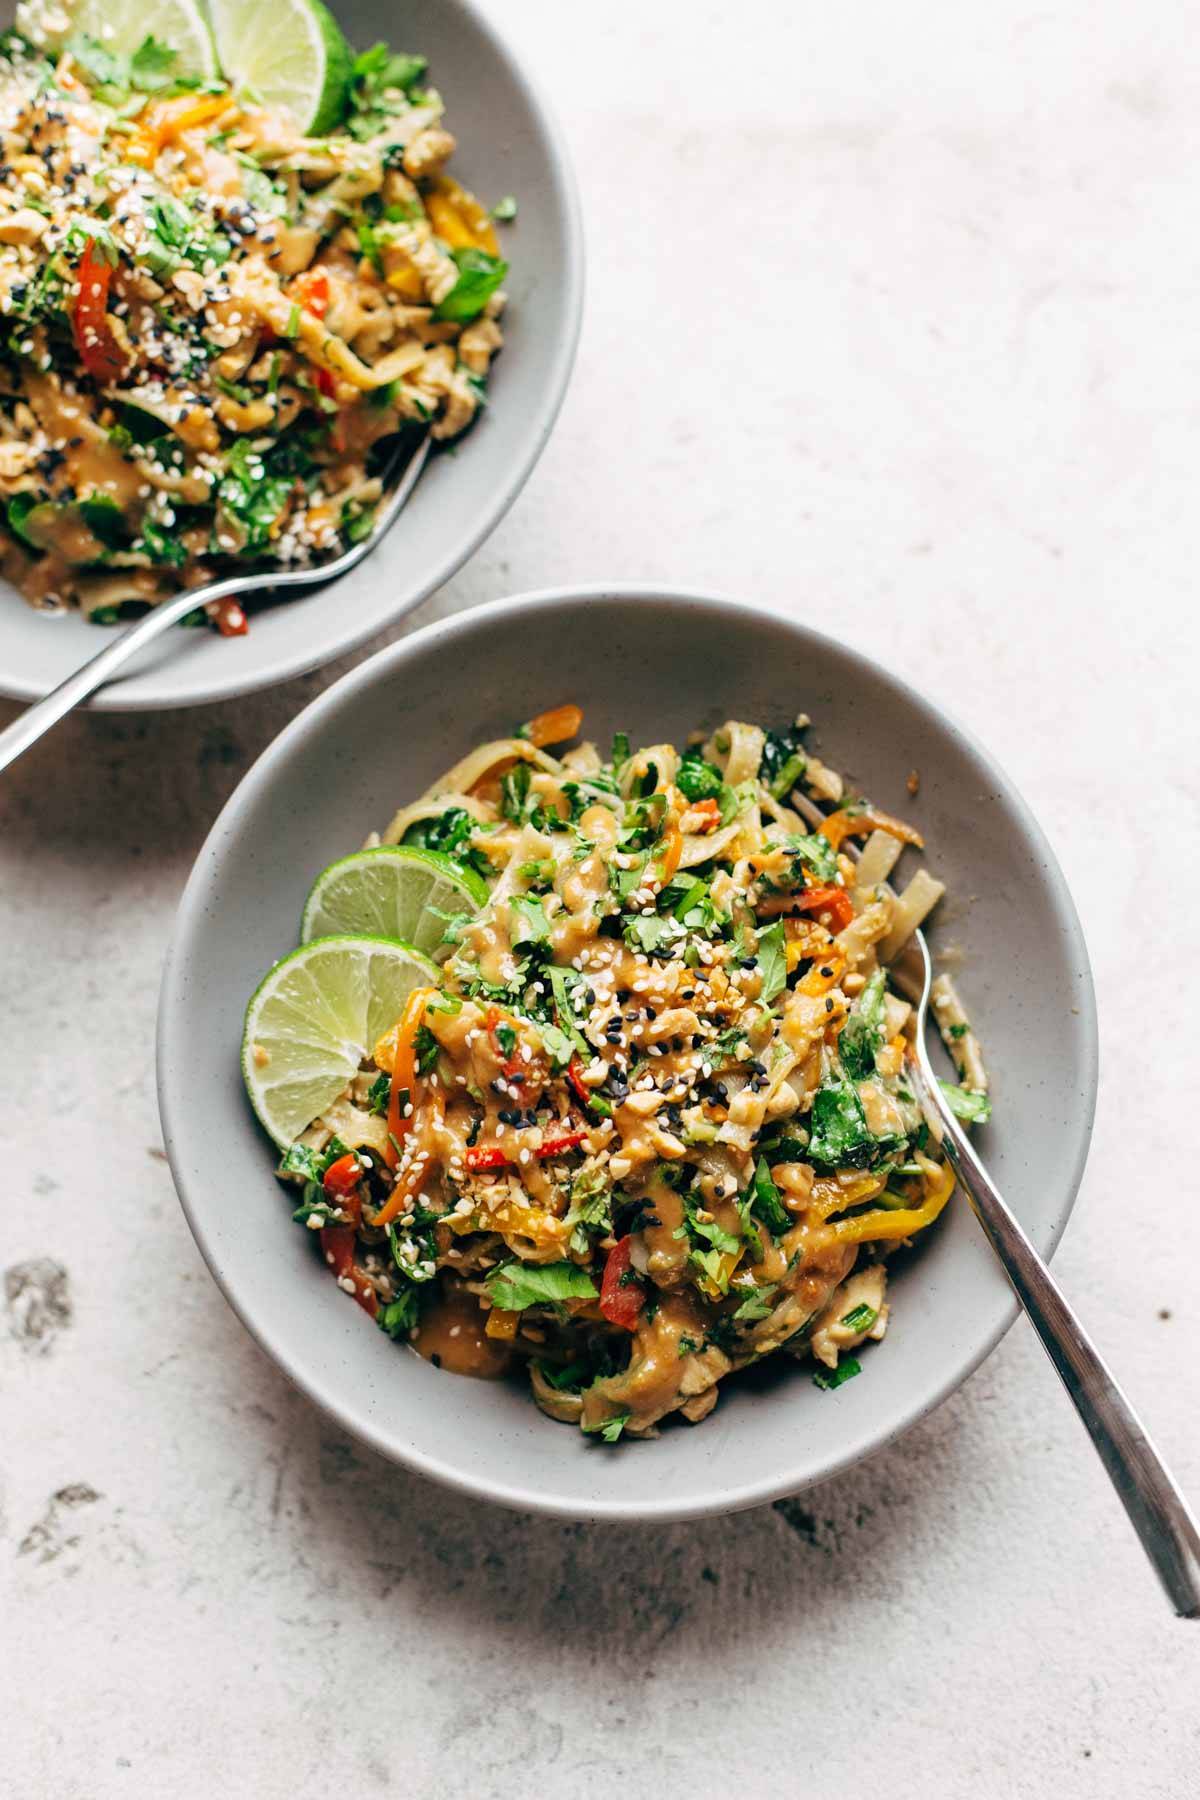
top-left (539, 1128), bottom-right (587, 1158)
top-left (599, 1236), bottom-right (646, 1331)
top-left (209, 597), bottom-right (248, 637)
top-left (319, 1225), bottom-right (378, 1318)
top-left (322, 1153), bottom-right (362, 1196)
top-left (72, 240), bottom-right (126, 383)
top-left (465, 1144), bottom-right (508, 1172)
top-left (795, 885), bottom-right (855, 932)
top-left (566, 1057), bottom-right (590, 1108)
top-left (465, 1126), bottom-right (586, 1173)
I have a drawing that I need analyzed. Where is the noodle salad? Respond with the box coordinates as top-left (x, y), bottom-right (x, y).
top-left (0, 5), bottom-right (509, 627)
top-left (257, 706), bottom-right (993, 1442)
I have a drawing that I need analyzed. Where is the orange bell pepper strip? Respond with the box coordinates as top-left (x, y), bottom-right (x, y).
top-left (819, 807), bottom-right (924, 853)
top-left (521, 703), bottom-right (582, 748)
top-left (290, 267), bottom-right (330, 320)
top-left (124, 93), bottom-right (229, 168)
top-left (380, 985), bottom-right (438, 1169)
top-left (794, 884), bottom-right (855, 932)
top-left (72, 240), bottom-right (127, 383)
top-left (657, 819), bottom-right (683, 884)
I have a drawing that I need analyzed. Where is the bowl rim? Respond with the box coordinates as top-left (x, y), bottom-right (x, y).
top-left (157, 584), bottom-right (1099, 1520)
top-left (0, 0), bottom-right (585, 714)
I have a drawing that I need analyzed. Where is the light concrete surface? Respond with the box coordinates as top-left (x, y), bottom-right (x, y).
top-left (2, 0), bottom-right (1199, 1793)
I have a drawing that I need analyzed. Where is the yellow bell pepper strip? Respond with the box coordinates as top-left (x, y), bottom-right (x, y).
top-left (827, 1159), bottom-right (956, 1243)
top-left (485, 1308), bottom-right (520, 1341)
top-left (422, 175), bottom-right (500, 255)
top-left (819, 806), bottom-right (924, 853)
top-left (124, 94), bottom-right (229, 168)
top-left (521, 703), bottom-right (582, 748)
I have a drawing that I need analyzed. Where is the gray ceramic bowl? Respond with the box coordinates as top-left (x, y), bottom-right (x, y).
top-left (158, 588), bottom-right (1098, 1520)
top-left (0, 0), bottom-right (582, 710)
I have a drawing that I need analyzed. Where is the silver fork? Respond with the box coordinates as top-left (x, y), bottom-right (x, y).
top-left (789, 788), bottom-right (1200, 1615)
top-left (896, 928), bottom-right (1200, 1618)
top-left (0, 432), bottom-right (430, 774)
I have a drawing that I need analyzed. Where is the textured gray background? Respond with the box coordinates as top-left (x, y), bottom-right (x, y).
top-left (3, 0), bottom-right (1199, 1793)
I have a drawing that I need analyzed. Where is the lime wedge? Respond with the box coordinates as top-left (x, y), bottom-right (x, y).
top-left (21, 0), bottom-right (218, 78)
top-left (242, 934), bottom-right (438, 1147)
top-left (208, 0), bottom-right (353, 132)
top-left (300, 846), bottom-right (489, 961)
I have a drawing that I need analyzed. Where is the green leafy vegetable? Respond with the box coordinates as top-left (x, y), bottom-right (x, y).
top-left (345, 42), bottom-right (428, 140)
top-left (840, 1303), bottom-right (878, 1333)
top-left (377, 1288), bottom-right (423, 1338)
top-left (485, 1259), bottom-right (598, 1312)
top-left (733, 1283), bottom-right (778, 1322)
top-left (939, 1082), bottom-right (992, 1124)
top-left (812, 1357), bottom-right (863, 1391)
top-left (755, 920), bottom-right (787, 1004)
top-left (747, 1157), bottom-right (790, 1236)
top-left (784, 833), bottom-right (840, 885)
top-left (676, 746), bottom-right (723, 802)
top-left (432, 248), bottom-right (508, 323)
top-left (838, 968), bottom-right (887, 1081)
top-left (806, 1072), bottom-right (875, 1168)
top-left (216, 440), bottom-right (295, 554)
top-left (509, 895), bottom-right (551, 949)
top-left (583, 1410), bottom-right (631, 1443)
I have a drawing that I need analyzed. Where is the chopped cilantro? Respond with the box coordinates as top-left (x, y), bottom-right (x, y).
top-left (485, 1259), bottom-right (597, 1312)
top-left (840, 1303), bottom-right (878, 1333)
top-left (755, 920), bottom-right (787, 1004)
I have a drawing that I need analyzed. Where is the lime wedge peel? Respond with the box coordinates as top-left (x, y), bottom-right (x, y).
top-left (300, 845), bottom-right (488, 961)
top-left (242, 934), bottom-right (438, 1148)
top-left (207, 0), bottom-right (353, 132)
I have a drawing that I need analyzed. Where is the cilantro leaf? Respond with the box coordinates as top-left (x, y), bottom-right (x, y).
top-left (839, 968), bottom-right (887, 1081)
top-left (432, 248), bottom-right (508, 323)
top-left (748, 1157), bottom-right (791, 1236)
top-left (784, 833), bottom-right (840, 884)
top-left (755, 920), bottom-right (787, 1004)
top-left (806, 1072), bottom-right (875, 1168)
top-left (485, 1259), bottom-right (597, 1312)
top-left (377, 1288), bottom-right (423, 1339)
top-left (584, 1410), bottom-right (631, 1443)
top-left (509, 895), bottom-right (551, 949)
top-left (733, 1283), bottom-right (778, 1322)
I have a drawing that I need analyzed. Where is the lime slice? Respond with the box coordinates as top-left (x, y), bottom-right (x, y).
top-left (21, 0), bottom-right (218, 78)
top-left (242, 934), bottom-right (438, 1147)
top-left (300, 846), bottom-right (488, 961)
top-left (208, 0), bottom-right (353, 133)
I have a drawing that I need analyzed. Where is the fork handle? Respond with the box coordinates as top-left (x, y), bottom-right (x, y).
top-left (0, 577), bottom-right (252, 774)
top-left (909, 1056), bottom-right (1200, 1617)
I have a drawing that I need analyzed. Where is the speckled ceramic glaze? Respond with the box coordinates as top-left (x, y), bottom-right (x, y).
top-left (157, 589), bottom-right (1098, 1520)
top-left (0, 0), bottom-right (583, 710)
